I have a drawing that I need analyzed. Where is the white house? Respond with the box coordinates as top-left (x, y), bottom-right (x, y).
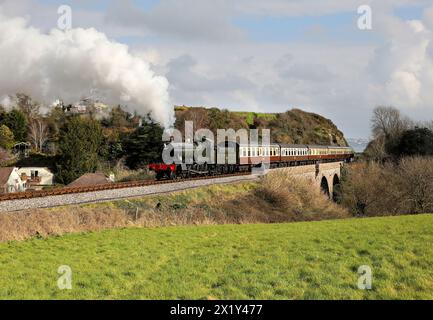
top-left (17, 167), bottom-right (54, 190)
top-left (0, 167), bottom-right (26, 194)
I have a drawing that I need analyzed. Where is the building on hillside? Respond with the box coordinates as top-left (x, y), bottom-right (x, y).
top-left (67, 172), bottom-right (115, 188)
top-left (17, 167), bottom-right (54, 191)
top-left (0, 167), bottom-right (26, 194)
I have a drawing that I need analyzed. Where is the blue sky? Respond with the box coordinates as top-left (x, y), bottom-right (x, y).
top-left (1, 0), bottom-right (433, 138)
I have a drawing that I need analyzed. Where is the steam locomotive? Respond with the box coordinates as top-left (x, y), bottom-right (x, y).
top-left (149, 141), bottom-right (354, 180)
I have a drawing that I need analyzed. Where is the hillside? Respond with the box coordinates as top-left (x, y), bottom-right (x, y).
top-left (1, 214), bottom-right (432, 299)
top-left (175, 106), bottom-right (348, 146)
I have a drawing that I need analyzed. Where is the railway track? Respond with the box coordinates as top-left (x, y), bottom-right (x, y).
top-left (0, 172), bottom-right (252, 202)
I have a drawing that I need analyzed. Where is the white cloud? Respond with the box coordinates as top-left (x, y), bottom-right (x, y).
top-left (0, 9), bottom-right (173, 126)
top-left (366, 12), bottom-right (433, 111)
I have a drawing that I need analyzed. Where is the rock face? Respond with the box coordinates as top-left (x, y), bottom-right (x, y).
top-left (175, 106), bottom-right (348, 147)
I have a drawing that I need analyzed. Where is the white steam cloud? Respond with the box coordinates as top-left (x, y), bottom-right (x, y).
top-left (0, 11), bottom-right (173, 127)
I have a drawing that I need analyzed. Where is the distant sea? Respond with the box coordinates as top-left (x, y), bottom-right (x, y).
top-left (347, 138), bottom-right (369, 153)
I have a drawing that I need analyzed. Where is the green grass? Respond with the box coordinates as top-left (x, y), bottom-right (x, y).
top-left (1, 214), bottom-right (433, 300)
top-left (233, 111), bottom-right (278, 125)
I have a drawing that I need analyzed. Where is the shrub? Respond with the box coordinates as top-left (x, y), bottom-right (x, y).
top-left (255, 170), bottom-right (349, 221)
top-left (397, 157), bottom-right (433, 214)
top-left (339, 157), bottom-right (433, 216)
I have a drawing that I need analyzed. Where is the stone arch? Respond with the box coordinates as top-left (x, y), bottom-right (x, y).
top-left (320, 176), bottom-right (330, 198)
top-left (332, 174), bottom-right (341, 202)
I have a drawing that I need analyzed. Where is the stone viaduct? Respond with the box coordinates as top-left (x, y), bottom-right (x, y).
top-left (269, 161), bottom-right (343, 199)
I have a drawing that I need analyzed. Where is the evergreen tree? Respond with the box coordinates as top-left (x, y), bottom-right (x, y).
top-left (123, 118), bottom-right (164, 169)
top-left (56, 116), bottom-right (103, 184)
top-left (395, 127), bottom-right (433, 157)
top-left (0, 109), bottom-right (27, 142)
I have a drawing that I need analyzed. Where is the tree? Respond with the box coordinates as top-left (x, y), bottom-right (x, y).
top-left (371, 106), bottom-right (410, 139)
top-left (105, 105), bottom-right (135, 129)
top-left (366, 106), bottom-right (413, 160)
top-left (28, 118), bottom-right (49, 153)
top-left (15, 93), bottom-right (40, 120)
top-left (45, 106), bottom-right (68, 143)
top-left (395, 127), bottom-right (433, 157)
top-left (0, 125), bottom-right (15, 150)
top-left (122, 118), bottom-right (164, 169)
top-left (0, 109), bottom-right (28, 142)
top-left (364, 135), bottom-right (387, 162)
top-left (56, 117), bottom-right (103, 184)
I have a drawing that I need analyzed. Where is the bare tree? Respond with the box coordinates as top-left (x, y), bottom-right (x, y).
top-left (16, 93), bottom-right (40, 120)
top-left (28, 119), bottom-right (49, 153)
top-left (364, 135), bottom-right (387, 162)
top-left (369, 106), bottom-right (413, 158)
top-left (371, 106), bottom-right (410, 139)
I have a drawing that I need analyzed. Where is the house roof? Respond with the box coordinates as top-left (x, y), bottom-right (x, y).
top-left (67, 172), bottom-right (113, 188)
top-left (0, 167), bottom-right (14, 186)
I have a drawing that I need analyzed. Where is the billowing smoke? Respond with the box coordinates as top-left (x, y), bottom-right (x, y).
top-left (0, 11), bottom-right (173, 127)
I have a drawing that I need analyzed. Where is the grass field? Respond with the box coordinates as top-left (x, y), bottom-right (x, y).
top-left (0, 214), bottom-right (432, 300)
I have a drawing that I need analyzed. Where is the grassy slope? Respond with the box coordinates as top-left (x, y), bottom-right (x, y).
top-left (1, 214), bottom-right (432, 300)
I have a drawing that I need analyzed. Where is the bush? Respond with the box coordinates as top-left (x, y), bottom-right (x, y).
top-left (255, 170), bottom-right (349, 221)
top-left (0, 125), bottom-right (15, 150)
top-left (397, 157), bottom-right (433, 214)
top-left (339, 157), bottom-right (433, 216)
